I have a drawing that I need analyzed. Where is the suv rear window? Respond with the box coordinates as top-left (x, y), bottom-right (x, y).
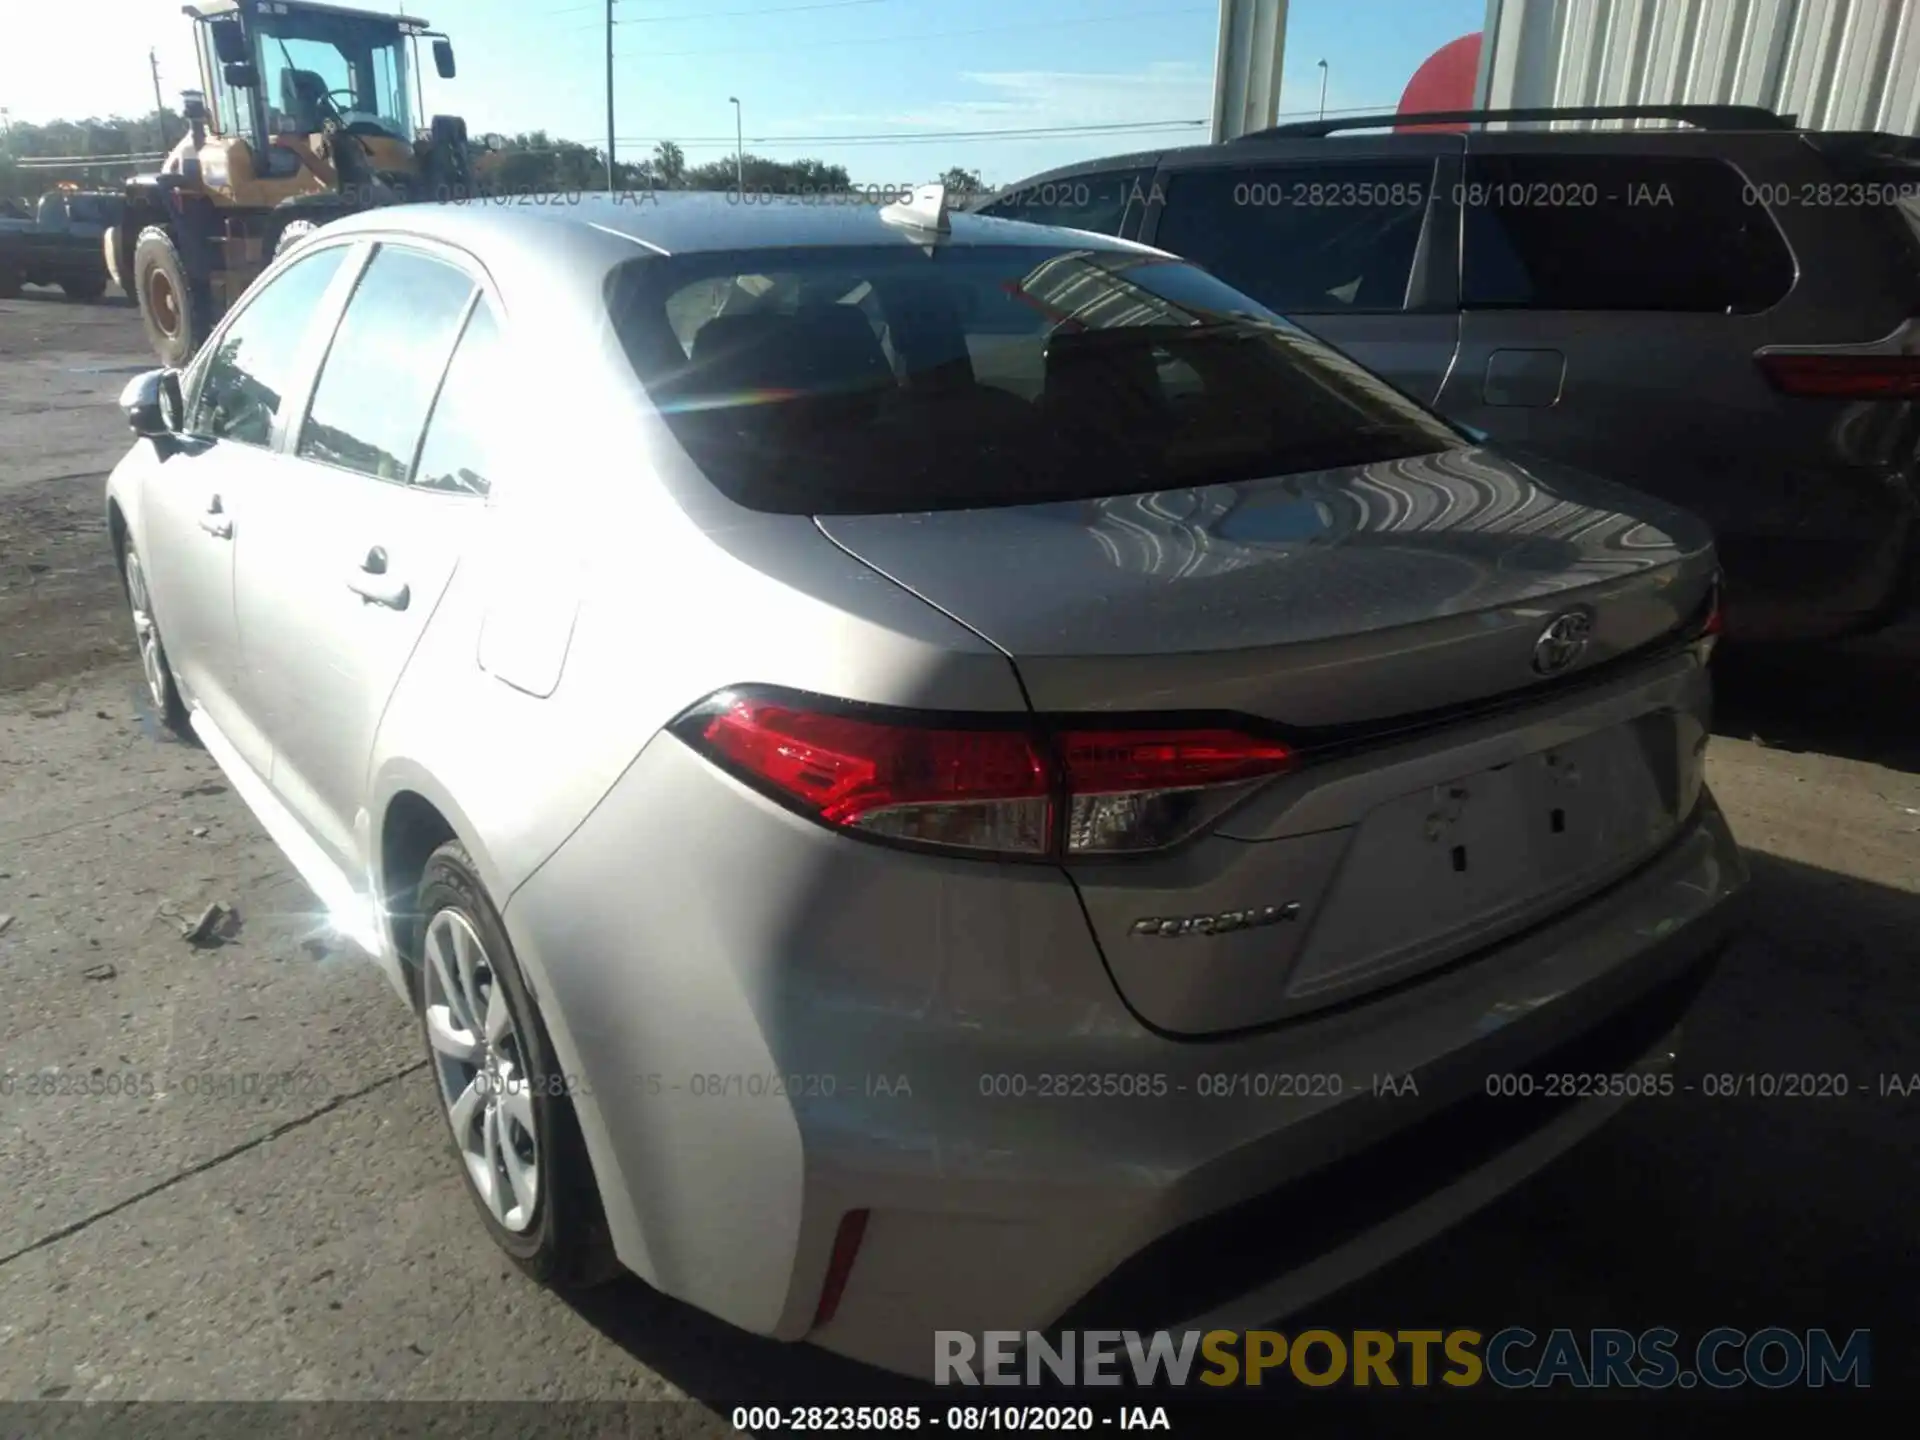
top-left (1461, 154), bottom-right (1795, 313)
top-left (606, 244), bottom-right (1464, 516)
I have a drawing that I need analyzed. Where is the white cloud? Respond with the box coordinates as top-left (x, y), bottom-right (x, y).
top-left (800, 61), bottom-right (1213, 134)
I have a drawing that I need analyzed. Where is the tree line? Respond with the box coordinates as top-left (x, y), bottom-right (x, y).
top-left (1, 111), bottom-right (989, 205)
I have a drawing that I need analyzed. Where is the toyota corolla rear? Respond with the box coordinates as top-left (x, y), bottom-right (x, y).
top-left (500, 228), bottom-right (1748, 1380)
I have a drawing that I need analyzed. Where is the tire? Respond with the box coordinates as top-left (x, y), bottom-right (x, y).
top-left (132, 225), bottom-right (210, 368)
top-left (0, 267), bottom-right (20, 300)
top-left (270, 217), bottom-right (320, 259)
top-left (103, 226), bottom-right (122, 292)
top-left (62, 271), bottom-right (108, 301)
top-left (414, 840), bottom-right (620, 1290)
top-left (121, 542), bottom-right (193, 740)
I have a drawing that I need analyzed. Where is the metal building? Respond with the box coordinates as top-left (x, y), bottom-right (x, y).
top-left (1475, 0), bottom-right (1920, 133)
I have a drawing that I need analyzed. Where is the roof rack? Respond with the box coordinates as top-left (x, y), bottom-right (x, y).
top-left (1238, 105), bottom-right (1798, 141)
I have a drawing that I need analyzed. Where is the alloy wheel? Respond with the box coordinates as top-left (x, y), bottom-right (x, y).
top-left (123, 550), bottom-right (170, 714)
top-left (424, 908), bottom-right (542, 1232)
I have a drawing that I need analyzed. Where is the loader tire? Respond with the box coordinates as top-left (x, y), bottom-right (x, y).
top-left (133, 226), bottom-right (211, 368)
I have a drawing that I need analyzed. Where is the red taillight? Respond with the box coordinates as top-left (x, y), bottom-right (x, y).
top-left (813, 1209), bottom-right (869, 1329)
top-left (1755, 350), bottom-right (1920, 398)
top-left (676, 691), bottom-right (1295, 860)
top-left (693, 696), bottom-right (1053, 854)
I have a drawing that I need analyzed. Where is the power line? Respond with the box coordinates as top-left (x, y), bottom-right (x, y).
top-left (622, 0), bottom-right (887, 22)
top-left (621, 5), bottom-right (1212, 58)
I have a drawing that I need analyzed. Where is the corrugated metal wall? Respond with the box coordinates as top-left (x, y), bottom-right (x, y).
top-left (1475, 0), bottom-right (1920, 133)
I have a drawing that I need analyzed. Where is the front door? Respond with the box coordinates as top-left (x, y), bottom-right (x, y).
top-left (141, 240), bottom-right (353, 774)
top-left (233, 240), bottom-right (495, 873)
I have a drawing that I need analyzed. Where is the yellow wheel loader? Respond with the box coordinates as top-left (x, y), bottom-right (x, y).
top-left (108, 0), bottom-right (503, 366)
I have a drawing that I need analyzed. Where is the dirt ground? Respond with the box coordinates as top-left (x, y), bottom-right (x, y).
top-left (0, 289), bottom-right (1914, 1430)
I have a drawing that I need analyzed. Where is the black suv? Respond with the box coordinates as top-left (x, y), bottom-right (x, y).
top-left (977, 106), bottom-right (1920, 643)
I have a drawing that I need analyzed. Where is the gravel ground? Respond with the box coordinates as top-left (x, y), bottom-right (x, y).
top-left (0, 291), bottom-right (1913, 1433)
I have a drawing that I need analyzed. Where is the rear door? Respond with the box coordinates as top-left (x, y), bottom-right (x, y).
top-left (1138, 135), bottom-right (1464, 403)
top-left (1434, 136), bottom-right (1907, 635)
top-left (233, 238), bottom-right (495, 871)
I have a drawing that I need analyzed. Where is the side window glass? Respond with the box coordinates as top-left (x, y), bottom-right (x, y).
top-left (412, 301), bottom-right (503, 497)
top-left (297, 245), bottom-right (476, 481)
top-left (1153, 163), bottom-right (1433, 314)
top-left (979, 168), bottom-right (1155, 235)
top-left (1460, 155), bottom-right (1795, 313)
top-left (190, 244), bottom-right (348, 446)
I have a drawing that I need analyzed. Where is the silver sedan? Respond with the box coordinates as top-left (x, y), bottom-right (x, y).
top-left (106, 186), bottom-right (1747, 1380)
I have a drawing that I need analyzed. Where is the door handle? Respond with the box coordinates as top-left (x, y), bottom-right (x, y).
top-left (198, 495), bottom-right (232, 539)
top-left (347, 546), bottom-right (410, 609)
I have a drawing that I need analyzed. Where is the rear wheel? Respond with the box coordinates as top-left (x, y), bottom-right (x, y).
top-left (415, 840), bottom-right (620, 1289)
top-left (0, 267), bottom-right (20, 300)
top-left (132, 226), bottom-right (210, 367)
top-left (122, 544), bottom-right (192, 739)
top-left (62, 271), bottom-right (108, 301)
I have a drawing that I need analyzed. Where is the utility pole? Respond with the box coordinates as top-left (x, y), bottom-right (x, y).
top-left (150, 48), bottom-right (170, 150)
top-left (605, 0), bottom-right (616, 191)
top-left (729, 96), bottom-right (743, 196)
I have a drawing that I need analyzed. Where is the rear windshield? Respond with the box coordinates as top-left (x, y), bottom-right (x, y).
top-left (606, 244), bottom-right (1464, 515)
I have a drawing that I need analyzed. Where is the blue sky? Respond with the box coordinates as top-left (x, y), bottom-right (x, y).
top-left (3, 0), bottom-right (1484, 184)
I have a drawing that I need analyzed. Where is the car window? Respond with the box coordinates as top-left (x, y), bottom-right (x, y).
top-left (297, 244), bottom-right (476, 482)
top-left (976, 168), bottom-right (1156, 236)
top-left (189, 244), bottom-right (349, 446)
top-left (606, 244), bottom-right (1463, 517)
top-left (1460, 154), bottom-right (1795, 313)
top-left (411, 300), bottom-right (503, 497)
top-left (1153, 163), bottom-right (1433, 314)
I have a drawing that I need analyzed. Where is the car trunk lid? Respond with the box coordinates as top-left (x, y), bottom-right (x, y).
top-left (819, 446), bottom-right (1716, 1034)
top-left (816, 445), bottom-right (1716, 728)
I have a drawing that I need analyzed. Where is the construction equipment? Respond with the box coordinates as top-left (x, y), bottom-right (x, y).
top-left (109, 0), bottom-right (503, 366)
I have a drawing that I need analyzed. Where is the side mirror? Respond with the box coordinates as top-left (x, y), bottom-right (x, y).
top-left (120, 369), bottom-right (184, 440)
top-left (210, 19), bottom-right (250, 65)
top-left (223, 61), bottom-right (260, 90)
top-left (432, 39), bottom-right (456, 78)
top-left (480, 132), bottom-right (507, 153)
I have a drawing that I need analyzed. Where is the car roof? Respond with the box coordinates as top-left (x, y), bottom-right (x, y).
top-left (319, 189), bottom-right (1170, 261)
top-left (988, 112), bottom-right (1853, 193)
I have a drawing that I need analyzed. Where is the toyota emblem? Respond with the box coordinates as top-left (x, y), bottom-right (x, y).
top-left (1532, 610), bottom-right (1593, 675)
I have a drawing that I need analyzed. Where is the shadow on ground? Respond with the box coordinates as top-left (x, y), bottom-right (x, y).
top-left (1713, 633), bottom-right (1920, 773)
top-left (554, 850), bottom-right (1915, 1432)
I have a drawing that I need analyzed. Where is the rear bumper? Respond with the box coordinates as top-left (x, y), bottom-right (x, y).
top-left (505, 722), bottom-right (1746, 1380)
top-left (810, 804), bottom-right (1745, 1379)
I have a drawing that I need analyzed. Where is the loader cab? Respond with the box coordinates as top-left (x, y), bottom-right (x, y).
top-left (187, 1), bottom-right (453, 165)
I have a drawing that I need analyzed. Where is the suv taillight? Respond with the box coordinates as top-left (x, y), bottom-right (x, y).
top-left (1755, 348), bottom-right (1920, 398)
top-left (671, 689), bottom-right (1295, 860)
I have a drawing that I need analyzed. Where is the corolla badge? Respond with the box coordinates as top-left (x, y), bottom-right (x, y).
top-left (1531, 609), bottom-right (1593, 676)
top-left (1130, 902), bottom-right (1301, 938)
